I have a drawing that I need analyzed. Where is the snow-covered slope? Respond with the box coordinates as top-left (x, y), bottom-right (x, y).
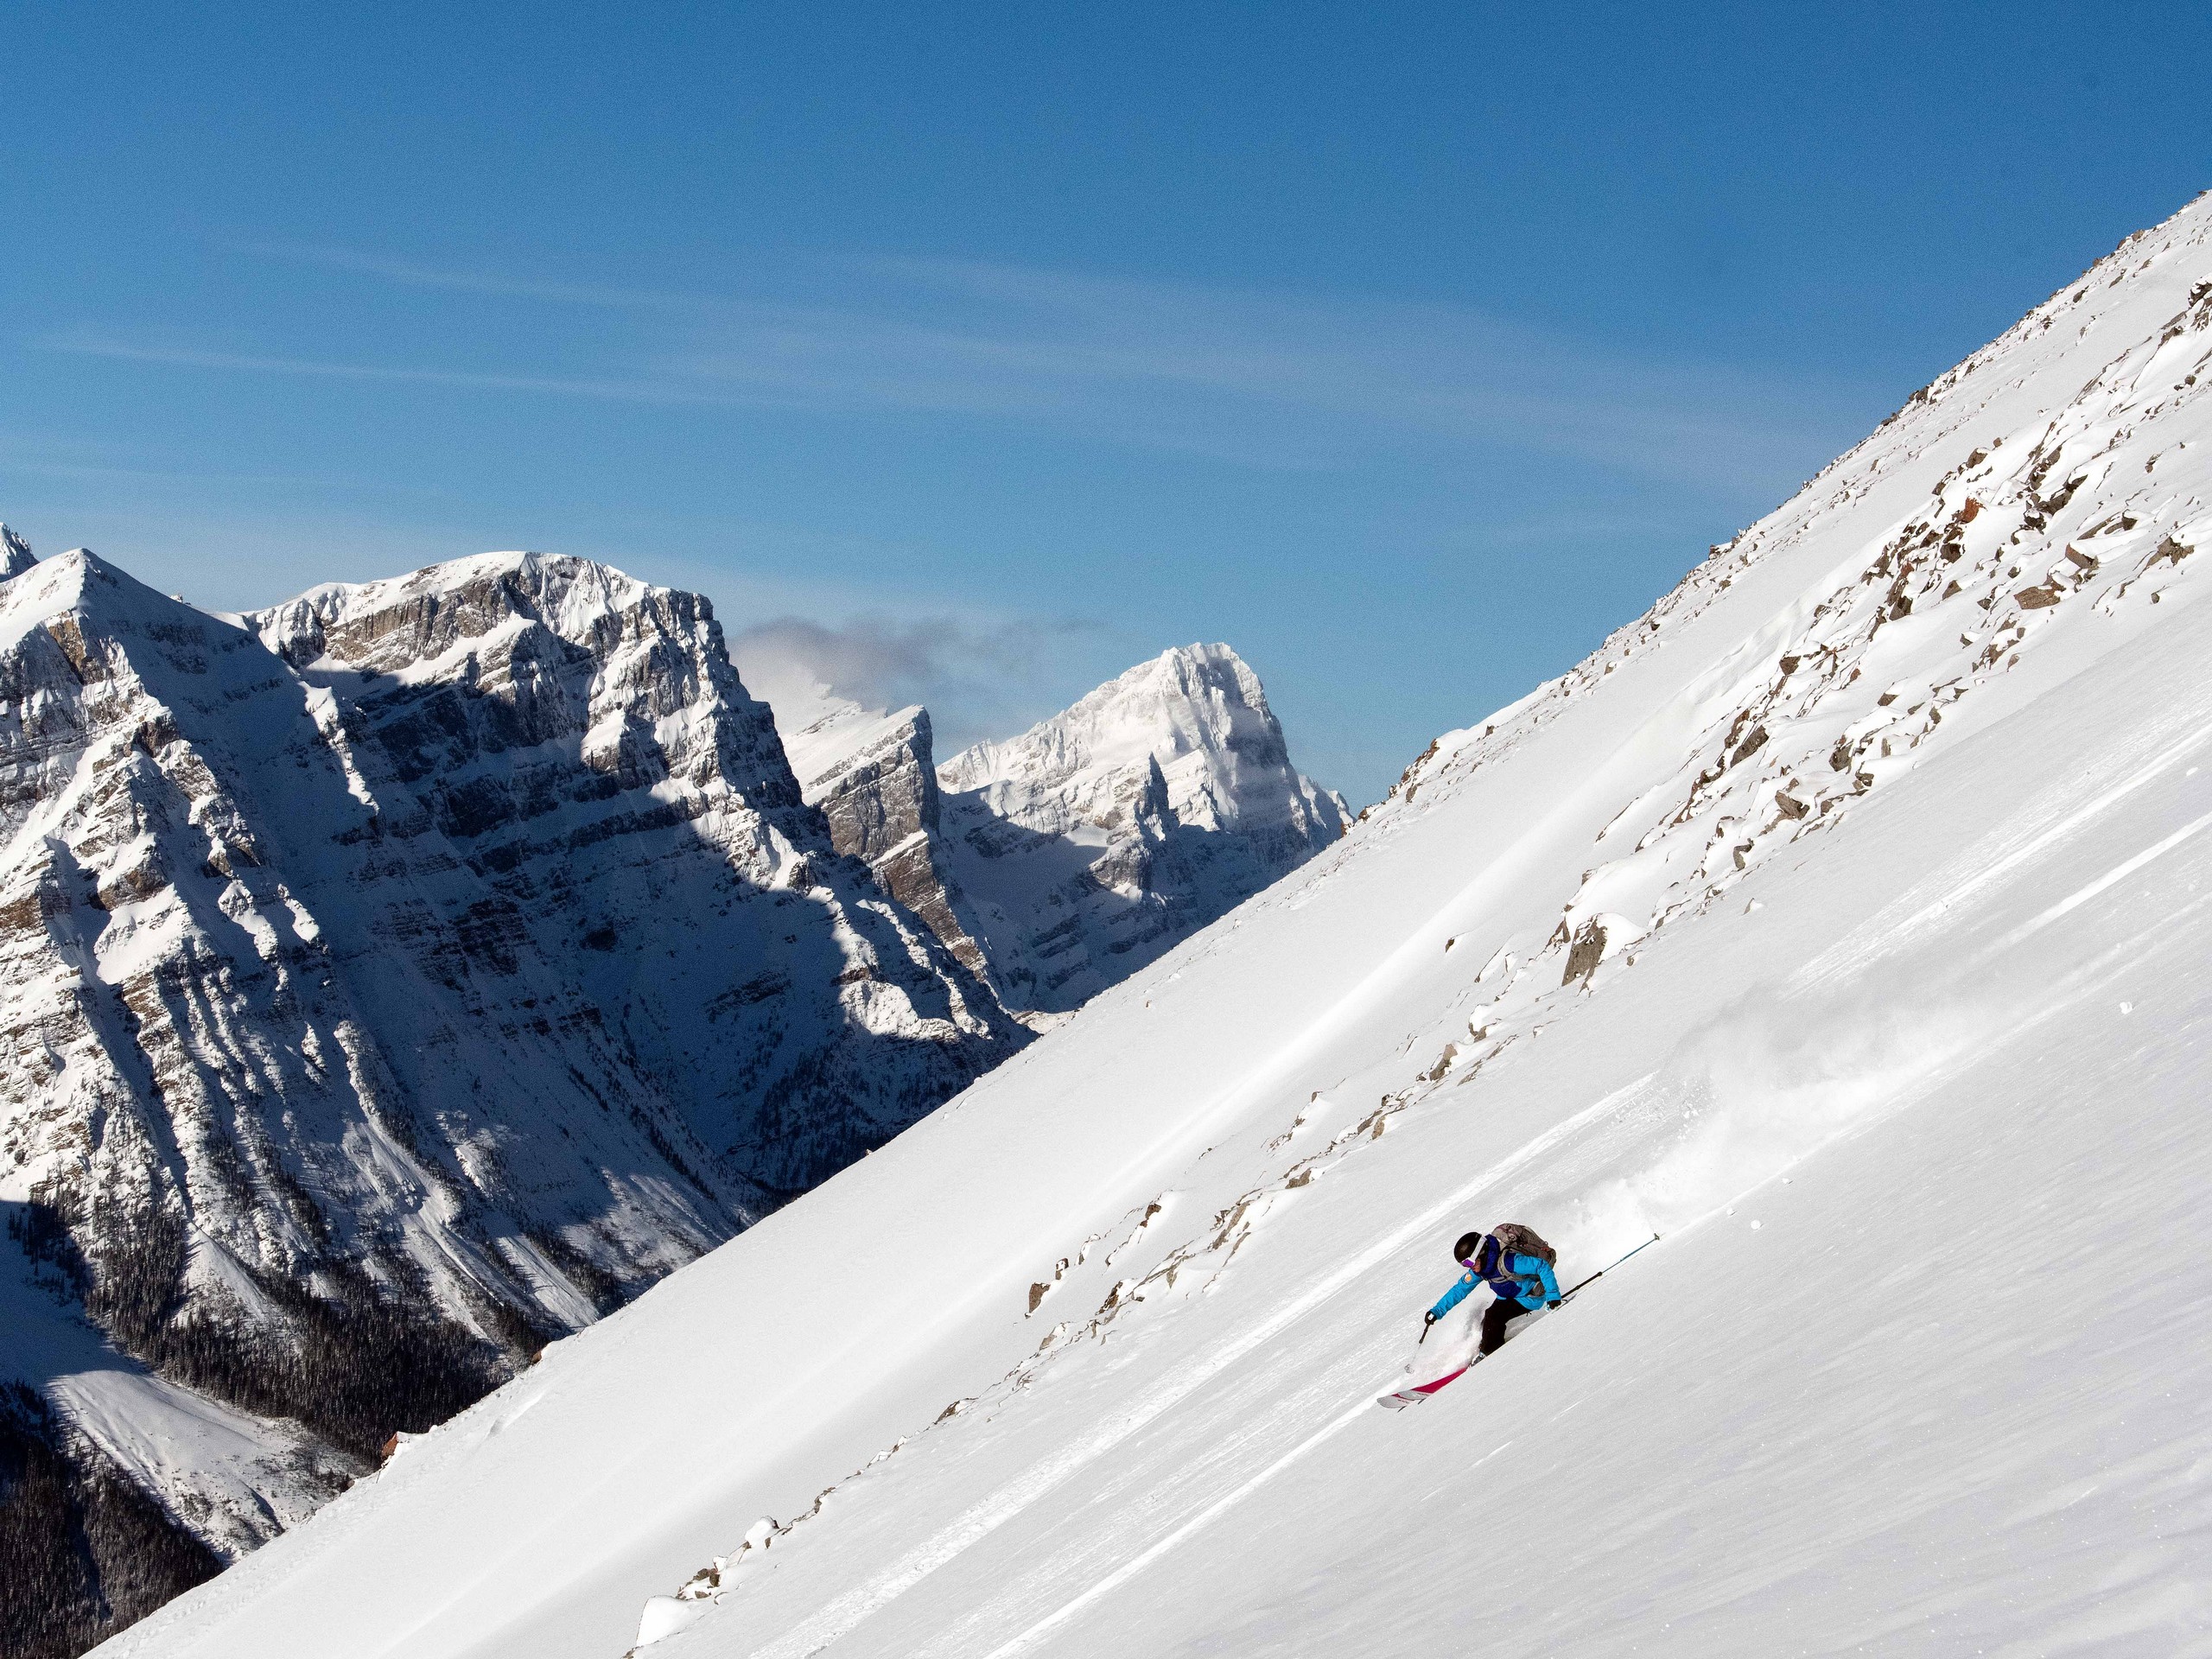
top-left (94, 197), bottom-right (2212, 1659)
top-left (0, 547), bottom-right (1024, 1648)
top-left (936, 644), bottom-right (1349, 1011)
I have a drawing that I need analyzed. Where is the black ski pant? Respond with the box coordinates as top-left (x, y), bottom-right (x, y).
top-left (1478, 1296), bottom-right (1538, 1356)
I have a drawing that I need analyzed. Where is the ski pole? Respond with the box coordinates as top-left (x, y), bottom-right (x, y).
top-left (1560, 1232), bottom-right (1659, 1302)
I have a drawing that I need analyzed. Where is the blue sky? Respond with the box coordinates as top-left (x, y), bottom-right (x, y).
top-left (3, 3), bottom-right (2208, 803)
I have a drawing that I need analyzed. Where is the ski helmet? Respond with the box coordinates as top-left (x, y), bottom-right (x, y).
top-left (1452, 1230), bottom-right (1484, 1263)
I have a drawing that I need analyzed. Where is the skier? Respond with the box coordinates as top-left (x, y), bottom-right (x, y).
top-left (1422, 1224), bottom-right (1561, 1356)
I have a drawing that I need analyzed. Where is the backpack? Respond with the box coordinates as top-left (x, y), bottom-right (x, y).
top-left (1490, 1222), bottom-right (1556, 1268)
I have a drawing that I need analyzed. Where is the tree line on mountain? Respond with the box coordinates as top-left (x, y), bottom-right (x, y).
top-left (3, 1194), bottom-right (552, 1653)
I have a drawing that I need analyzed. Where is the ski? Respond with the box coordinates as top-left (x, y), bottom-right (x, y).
top-left (1376, 1361), bottom-right (1476, 1410)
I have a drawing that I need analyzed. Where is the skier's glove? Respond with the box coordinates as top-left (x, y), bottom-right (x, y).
top-left (1421, 1311), bottom-right (1439, 1329)
top-left (1546, 1300), bottom-right (1561, 1309)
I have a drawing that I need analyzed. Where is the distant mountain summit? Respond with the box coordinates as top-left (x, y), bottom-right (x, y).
top-left (0, 522), bottom-right (35, 578)
top-left (759, 642), bottom-right (1348, 1017)
top-left (937, 644), bottom-right (1348, 1011)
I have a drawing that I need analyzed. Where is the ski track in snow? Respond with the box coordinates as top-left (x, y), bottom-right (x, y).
top-left (1818, 707), bottom-right (2212, 978)
top-left (972, 1422), bottom-right (1523, 1659)
top-left (1993, 800), bottom-right (2212, 950)
top-left (975, 1394), bottom-right (1379, 1659)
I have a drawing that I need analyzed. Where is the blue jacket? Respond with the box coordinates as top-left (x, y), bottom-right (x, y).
top-left (1428, 1239), bottom-right (1560, 1321)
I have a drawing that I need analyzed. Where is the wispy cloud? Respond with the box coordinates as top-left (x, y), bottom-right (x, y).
top-left (231, 238), bottom-right (698, 311)
top-left (42, 332), bottom-right (715, 405)
top-left (729, 612), bottom-right (1101, 753)
top-left (41, 243), bottom-right (1873, 493)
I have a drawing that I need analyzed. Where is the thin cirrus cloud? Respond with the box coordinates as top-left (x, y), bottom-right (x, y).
top-left (38, 241), bottom-right (1865, 492)
top-left (41, 333), bottom-right (708, 406)
top-left (232, 238), bottom-right (702, 313)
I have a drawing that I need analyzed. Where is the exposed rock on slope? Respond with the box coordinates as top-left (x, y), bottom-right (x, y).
top-left (935, 644), bottom-right (1348, 1011)
top-left (0, 545), bottom-right (1023, 1649)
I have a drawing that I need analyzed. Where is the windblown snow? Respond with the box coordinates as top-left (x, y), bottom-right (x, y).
top-left (93, 196), bottom-right (2212, 1658)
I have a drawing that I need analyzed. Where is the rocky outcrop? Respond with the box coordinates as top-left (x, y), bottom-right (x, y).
top-left (778, 700), bottom-right (988, 981)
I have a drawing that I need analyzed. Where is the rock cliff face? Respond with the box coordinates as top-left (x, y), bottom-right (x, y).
top-left (776, 698), bottom-right (988, 982)
top-left (0, 543), bottom-right (1024, 1650)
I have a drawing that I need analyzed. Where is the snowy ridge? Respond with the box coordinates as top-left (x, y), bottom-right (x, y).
top-left (1358, 226), bottom-right (2212, 1019)
top-left (94, 195), bottom-right (2212, 1659)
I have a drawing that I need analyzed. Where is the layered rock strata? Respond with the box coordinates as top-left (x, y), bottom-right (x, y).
top-left (777, 700), bottom-right (988, 982)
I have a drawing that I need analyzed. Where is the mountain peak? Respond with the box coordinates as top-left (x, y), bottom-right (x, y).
top-left (939, 641), bottom-right (1294, 802)
top-left (0, 523), bottom-right (35, 579)
top-left (249, 550), bottom-right (670, 676)
top-left (934, 642), bottom-right (1346, 1010)
top-left (939, 640), bottom-right (1336, 843)
top-left (0, 540), bottom-right (224, 665)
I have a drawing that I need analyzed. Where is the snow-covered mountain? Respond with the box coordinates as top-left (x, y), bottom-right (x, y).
top-left (92, 193), bottom-right (2212, 1659)
top-left (935, 645), bottom-right (1349, 1012)
top-left (753, 643), bottom-right (1348, 1016)
top-left (0, 548), bottom-right (1025, 1653)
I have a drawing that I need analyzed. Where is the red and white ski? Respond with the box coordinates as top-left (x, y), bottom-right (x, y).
top-left (1376, 1359), bottom-right (1477, 1410)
